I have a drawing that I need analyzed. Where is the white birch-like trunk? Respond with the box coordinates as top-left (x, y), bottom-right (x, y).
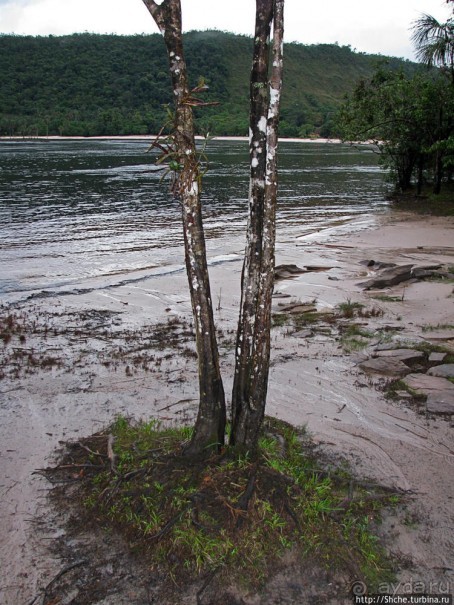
top-left (231, 0), bottom-right (285, 449)
top-left (142, 0), bottom-right (226, 454)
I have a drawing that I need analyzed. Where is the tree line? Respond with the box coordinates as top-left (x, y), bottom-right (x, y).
top-left (0, 31), bottom-right (417, 138)
top-left (337, 8), bottom-right (453, 195)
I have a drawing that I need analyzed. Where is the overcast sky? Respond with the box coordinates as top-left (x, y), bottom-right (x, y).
top-left (0, 0), bottom-right (452, 61)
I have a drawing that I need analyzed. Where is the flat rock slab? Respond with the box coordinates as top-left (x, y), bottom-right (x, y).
top-left (293, 329), bottom-right (313, 338)
top-left (411, 264), bottom-right (442, 278)
top-left (357, 264), bottom-right (414, 290)
top-left (275, 264), bottom-right (306, 280)
top-left (305, 265), bottom-right (334, 272)
top-left (426, 392), bottom-right (454, 414)
top-left (373, 349), bottom-right (424, 362)
top-left (423, 330), bottom-right (454, 342)
top-left (403, 373), bottom-right (454, 394)
top-left (276, 302), bottom-right (317, 314)
top-left (359, 357), bottom-right (410, 377)
top-left (413, 264), bottom-right (443, 271)
top-left (429, 352), bottom-right (447, 362)
top-left (274, 264), bottom-right (335, 280)
top-left (427, 364), bottom-right (454, 378)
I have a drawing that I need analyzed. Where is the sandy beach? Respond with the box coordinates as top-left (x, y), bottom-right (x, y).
top-left (1, 210), bottom-right (453, 604)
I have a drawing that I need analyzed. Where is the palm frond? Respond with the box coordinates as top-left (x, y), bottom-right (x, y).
top-left (411, 13), bottom-right (454, 68)
top-left (411, 14), bottom-right (443, 47)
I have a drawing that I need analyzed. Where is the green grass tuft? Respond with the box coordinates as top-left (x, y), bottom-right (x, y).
top-left (60, 416), bottom-right (399, 594)
top-left (339, 324), bottom-right (374, 352)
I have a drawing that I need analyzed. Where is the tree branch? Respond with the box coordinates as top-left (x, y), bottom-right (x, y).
top-left (142, 0), bottom-right (160, 17)
top-left (142, 0), bottom-right (166, 33)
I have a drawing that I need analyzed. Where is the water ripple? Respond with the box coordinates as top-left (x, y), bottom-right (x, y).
top-left (0, 139), bottom-right (388, 303)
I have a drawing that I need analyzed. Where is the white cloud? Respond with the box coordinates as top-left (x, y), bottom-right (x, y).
top-left (282, 0), bottom-right (452, 59)
top-left (0, 0), bottom-right (452, 60)
top-left (0, 0), bottom-right (149, 35)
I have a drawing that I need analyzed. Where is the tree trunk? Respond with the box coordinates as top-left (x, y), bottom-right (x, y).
top-left (230, 0), bottom-right (285, 450)
top-left (142, 0), bottom-right (225, 454)
top-left (433, 106), bottom-right (444, 194)
top-left (433, 151), bottom-right (443, 194)
top-left (416, 156), bottom-right (424, 195)
top-left (395, 152), bottom-right (415, 192)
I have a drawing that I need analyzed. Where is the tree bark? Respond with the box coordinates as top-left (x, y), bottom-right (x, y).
top-left (433, 106), bottom-right (444, 194)
top-left (416, 156), bottom-right (424, 195)
top-left (142, 0), bottom-right (225, 454)
top-left (230, 0), bottom-right (285, 450)
top-left (433, 151), bottom-right (443, 194)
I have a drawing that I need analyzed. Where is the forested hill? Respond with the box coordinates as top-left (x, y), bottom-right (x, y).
top-left (0, 31), bottom-right (418, 137)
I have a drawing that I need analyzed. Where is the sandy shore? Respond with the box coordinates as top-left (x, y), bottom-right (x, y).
top-left (1, 211), bottom-right (453, 603)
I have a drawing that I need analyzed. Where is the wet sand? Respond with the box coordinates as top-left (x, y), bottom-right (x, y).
top-left (1, 211), bottom-right (453, 603)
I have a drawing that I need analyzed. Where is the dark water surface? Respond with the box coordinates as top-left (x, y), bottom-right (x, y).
top-left (0, 139), bottom-right (387, 302)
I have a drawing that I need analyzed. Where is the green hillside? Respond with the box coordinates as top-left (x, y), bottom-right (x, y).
top-left (0, 31), bottom-right (418, 137)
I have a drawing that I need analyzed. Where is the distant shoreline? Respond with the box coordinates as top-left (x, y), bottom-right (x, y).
top-left (0, 135), bottom-right (344, 144)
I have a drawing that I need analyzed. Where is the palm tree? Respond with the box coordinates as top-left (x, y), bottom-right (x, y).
top-left (411, 8), bottom-right (454, 193)
top-left (411, 11), bottom-right (454, 83)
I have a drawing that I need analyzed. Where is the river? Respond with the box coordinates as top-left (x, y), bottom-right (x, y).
top-left (0, 138), bottom-right (387, 304)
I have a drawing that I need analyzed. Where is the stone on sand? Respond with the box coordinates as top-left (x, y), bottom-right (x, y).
top-left (403, 373), bottom-right (454, 394)
top-left (427, 364), bottom-right (454, 378)
top-left (359, 357), bottom-right (410, 377)
top-left (426, 392), bottom-right (454, 414)
top-left (357, 264), bottom-right (414, 290)
top-left (373, 349), bottom-right (424, 363)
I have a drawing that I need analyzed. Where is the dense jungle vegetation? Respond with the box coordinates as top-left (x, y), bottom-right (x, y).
top-left (0, 31), bottom-right (418, 137)
top-left (337, 67), bottom-right (454, 196)
top-left (337, 9), bottom-right (454, 196)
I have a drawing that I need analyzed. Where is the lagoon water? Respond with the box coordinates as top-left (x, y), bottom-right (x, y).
top-left (0, 139), bottom-right (388, 304)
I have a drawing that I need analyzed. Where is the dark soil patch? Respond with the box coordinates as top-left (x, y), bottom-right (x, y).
top-left (35, 417), bottom-right (404, 604)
